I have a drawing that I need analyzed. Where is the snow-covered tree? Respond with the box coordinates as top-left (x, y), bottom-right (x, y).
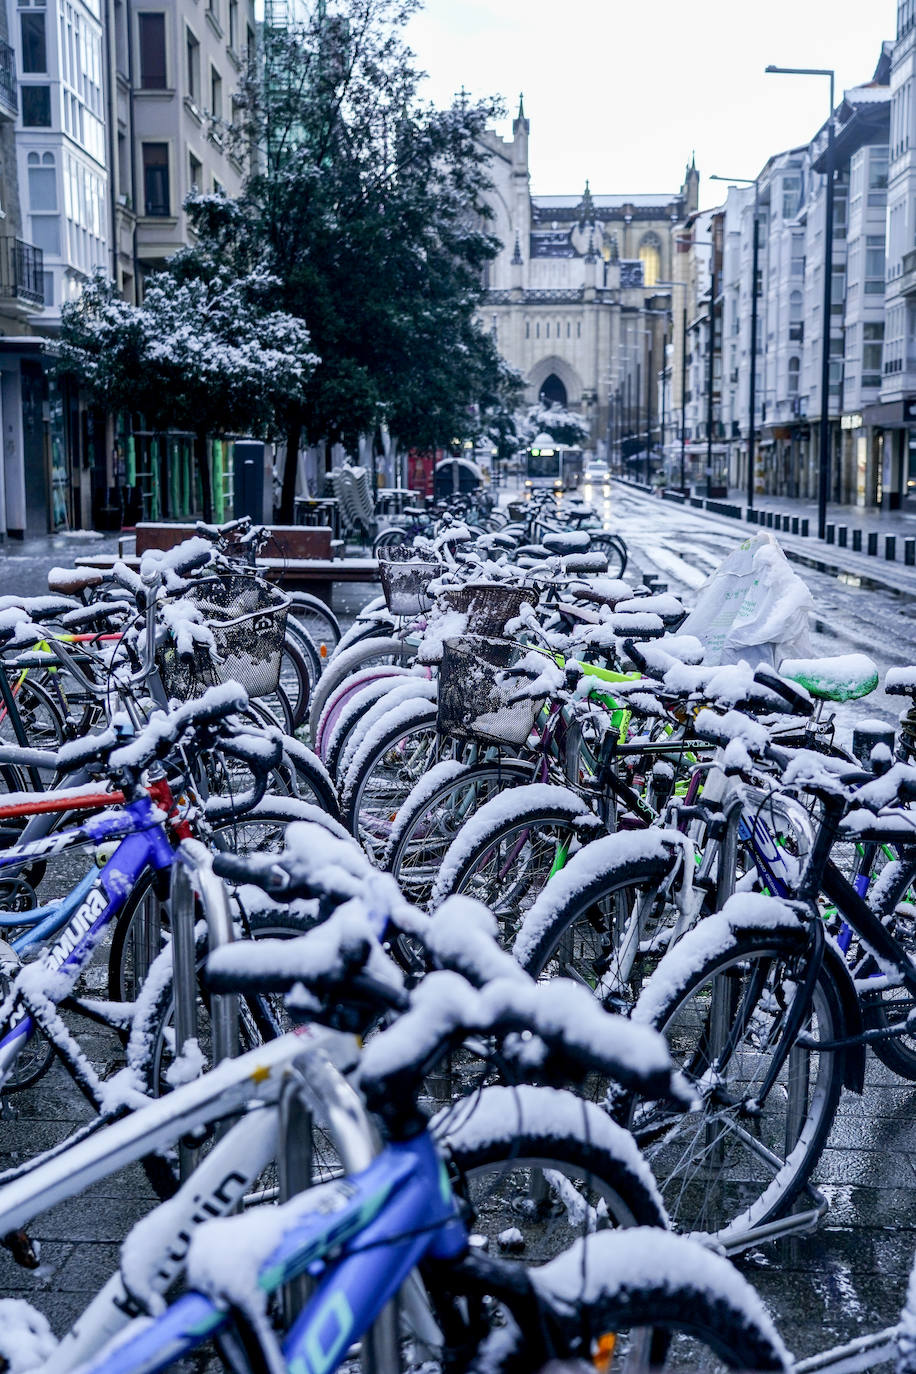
top-left (518, 403), bottom-right (591, 449)
top-left (181, 0), bottom-right (508, 518)
top-left (59, 273), bottom-right (316, 521)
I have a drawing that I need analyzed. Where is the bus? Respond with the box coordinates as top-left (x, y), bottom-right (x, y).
top-left (524, 445), bottom-right (584, 492)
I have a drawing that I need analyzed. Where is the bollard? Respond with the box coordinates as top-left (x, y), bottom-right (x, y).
top-left (886, 535), bottom-right (897, 561)
top-left (791, 516), bottom-right (799, 535)
top-left (801, 518), bottom-right (809, 537)
top-left (838, 526), bottom-right (848, 548)
top-left (867, 531), bottom-right (878, 556)
top-left (906, 538), bottom-right (916, 567)
top-left (826, 523), bottom-right (835, 545)
top-left (782, 514), bottom-right (791, 532)
top-left (767, 511), bottom-right (775, 529)
top-left (852, 529), bottom-right (862, 552)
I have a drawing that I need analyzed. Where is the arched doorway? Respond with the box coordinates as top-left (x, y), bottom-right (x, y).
top-left (539, 373), bottom-right (567, 407)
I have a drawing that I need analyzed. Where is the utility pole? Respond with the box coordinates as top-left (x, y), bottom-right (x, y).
top-left (645, 336), bottom-right (653, 486)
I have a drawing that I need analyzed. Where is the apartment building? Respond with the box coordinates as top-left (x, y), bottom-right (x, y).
top-left (108, 0), bottom-right (255, 302)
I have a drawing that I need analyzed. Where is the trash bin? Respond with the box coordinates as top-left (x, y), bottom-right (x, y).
top-left (233, 440), bottom-right (265, 522)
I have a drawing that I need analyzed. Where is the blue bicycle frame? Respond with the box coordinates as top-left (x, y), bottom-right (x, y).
top-left (0, 796), bottom-right (176, 1082)
top-left (83, 1129), bottom-right (468, 1374)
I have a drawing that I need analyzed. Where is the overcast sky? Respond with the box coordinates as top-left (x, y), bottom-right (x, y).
top-left (405, 0), bottom-right (896, 207)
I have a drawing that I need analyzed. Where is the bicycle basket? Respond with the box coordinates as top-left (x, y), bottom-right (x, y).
top-left (439, 583), bottom-right (538, 636)
top-left (437, 636), bottom-right (548, 747)
top-left (158, 574), bottom-right (290, 701)
top-left (378, 545), bottom-right (445, 617)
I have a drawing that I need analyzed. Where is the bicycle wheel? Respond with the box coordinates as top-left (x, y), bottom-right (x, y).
top-left (308, 637), bottom-right (415, 745)
top-left (387, 760), bottom-right (533, 904)
top-left (429, 785), bottom-right (595, 932)
top-left (108, 799), bottom-right (350, 1003)
top-left (0, 675), bottom-right (67, 751)
top-left (337, 678), bottom-right (437, 789)
top-left (342, 699), bottom-right (445, 859)
top-left (286, 591), bottom-right (341, 656)
top-left (128, 909), bottom-right (335, 1199)
top-left (476, 1228), bottom-right (789, 1372)
top-left (513, 832), bottom-right (682, 1017)
top-left (588, 533), bottom-right (628, 579)
top-left (859, 857), bottom-right (916, 1078)
top-left (315, 665), bottom-right (412, 761)
top-left (437, 1085), bottom-right (666, 1267)
top-left (324, 676), bottom-right (417, 782)
top-left (629, 911), bottom-right (846, 1246)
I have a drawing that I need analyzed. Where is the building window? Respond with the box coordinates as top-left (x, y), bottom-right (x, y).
top-left (865, 234), bottom-right (886, 293)
top-left (188, 149), bottom-right (202, 192)
top-left (566, 321), bottom-right (570, 338)
top-left (525, 320), bottom-right (530, 339)
top-left (27, 149), bottom-right (56, 209)
top-left (138, 13), bottom-right (167, 89)
top-left (545, 321), bottom-right (549, 339)
top-left (20, 11), bottom-right (46, 72)
top-left (868, 148), bottom-right (889, 205)
top-left (142, 142), bottom-right (170, 216)
top-left (536, 322), bottom-right (540, 339)
top-left (207, 0), bottom-right (218, 23)
top-left (863, 320), bottom-right (884, 385)
top-left (186, 28), bottom-right (200, 101)
top-left (21, 85), bottom-right (51, 126)
top-left (638, 233), bottom-right (661, 287)
top-left (782, 174), bottom-right (801, 220)
top-left (228, 0), bottom-right (237, 48)
top-left (210, 66), bottom-right (221, 118)
top-left (246, 23), bottom-right (254, 55)
top-left (213, 176), bottom-right (223, 195)
top-left (42, 270), bottom-right (53, 306)
top-left (577, 321), bottom-right (581, 338)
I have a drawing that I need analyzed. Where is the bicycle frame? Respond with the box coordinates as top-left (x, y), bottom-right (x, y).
top-left (83, 1127), bottom-right (467, 1374)
top-left (0, 794), bottom-right (236, 1097)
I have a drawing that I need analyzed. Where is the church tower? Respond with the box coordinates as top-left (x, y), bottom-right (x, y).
top-left (681, 154), bottom-right (700, 215)
top-left (510, 95), bottom-right (531, 286)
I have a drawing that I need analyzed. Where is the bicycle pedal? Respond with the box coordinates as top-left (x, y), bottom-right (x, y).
top-left (2, 1228), bottom-right (40, 1269)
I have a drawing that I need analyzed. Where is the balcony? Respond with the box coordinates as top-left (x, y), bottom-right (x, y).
top-left (0, 237), bottom-right (43, 307)
top-left (0, 41), bottom-right (17, 120)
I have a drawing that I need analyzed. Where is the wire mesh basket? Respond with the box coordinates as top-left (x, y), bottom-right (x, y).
top-left (378, 545), bottom-right (445, 617)
top-left (437, 636), bottom-right (548, 746)
top-left (157, 574), bottom-right (290, 701)
top-left (439, 583), bottom-right (538, 636)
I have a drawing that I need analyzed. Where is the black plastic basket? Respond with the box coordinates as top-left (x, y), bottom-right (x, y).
top-left (378, 544), bottom-right (444, 617)
top-left (158, 574), bottom-right (290, 701)
top-left (439, 583), bottom-right (538, 636)
top-left (437, 636), bottom-right (548, 746)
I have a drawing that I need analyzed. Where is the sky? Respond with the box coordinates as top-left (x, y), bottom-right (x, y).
top-left (405, 0), bottom-right (897, 208)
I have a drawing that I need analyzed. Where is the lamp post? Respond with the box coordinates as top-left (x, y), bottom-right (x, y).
top-left (710, 174), bottom-right (760, 511)
top-left (766, 64), bottom-right (835, 539)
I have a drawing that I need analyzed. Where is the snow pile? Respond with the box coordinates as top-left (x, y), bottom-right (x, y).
top-left (0, 1300), bottom-right (58, 1373)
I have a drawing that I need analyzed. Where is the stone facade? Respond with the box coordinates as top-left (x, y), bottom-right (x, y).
top-left (479, 100), bottom-right (698, 453)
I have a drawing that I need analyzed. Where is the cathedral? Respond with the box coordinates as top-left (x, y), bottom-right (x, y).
top-left (480, 99), bottom-right (700, 450)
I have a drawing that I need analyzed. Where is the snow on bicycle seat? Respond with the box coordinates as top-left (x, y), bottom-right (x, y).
top-left (47, 566), bottom-right (104, 595)
top-left (779, 653), bottom-right (878, 702)
top-left (885, 665), bottom-right (916, 696)
top-left (542, 530), bottom-right (591, 555)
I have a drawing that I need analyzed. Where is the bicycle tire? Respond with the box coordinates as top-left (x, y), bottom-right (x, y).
top-left (473, 1227), bottom-right (789, 1372)
top-left (513, 833), bottom-right (682, 1015)
top-left (324, 676), bottom-right (417, 782)
top-left (386, 759), bottom-right (534, 903)
top-left (437, 1084), bottom-right (667, 1262)
top-left (588, 532), bottom-right (628, 580)
top-left (859, 857), bottom-right (916, 1078)
top-left (315, 665), bottom-right (412, 760)
top-left (629, 905), bottom-right (846, 1246)
top-left (342, 699), bottom-right (443, 857)
top-left (308, 637), bottom-right (415, 745)
top-left (337, 678), bottom-right (437, 789)
top-left (286, 591), bottom-right (341, 654)
top-left (429, 785), bottom-right (595, 929)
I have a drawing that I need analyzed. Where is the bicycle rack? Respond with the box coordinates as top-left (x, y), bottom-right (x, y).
top-left (718, 1179), bottom-right (829, 1258)
top-left (792, 1324), bottom-right (900, 1374)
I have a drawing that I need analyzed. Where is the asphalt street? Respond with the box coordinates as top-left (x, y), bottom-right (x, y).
top-left (0, 499), bottom-right (915, 1367)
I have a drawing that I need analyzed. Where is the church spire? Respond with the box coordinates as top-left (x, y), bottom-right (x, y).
top-left (511, 231), bottom-right (523, 265)
top-left (578, 178), bottom-right (596, 231)
top-left (513, 92), bottom-right (529, 136)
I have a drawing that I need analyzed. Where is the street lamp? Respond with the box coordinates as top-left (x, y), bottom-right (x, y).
top-left (766, 64), bottom-right (835, 540)
top-left (710, 174), bottom-right (761, 512)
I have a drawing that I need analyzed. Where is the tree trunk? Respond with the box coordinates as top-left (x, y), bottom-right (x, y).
top-left (194, 431), bottom-right (213, 524)
top-left (279, 415), bottom-right (302, 524)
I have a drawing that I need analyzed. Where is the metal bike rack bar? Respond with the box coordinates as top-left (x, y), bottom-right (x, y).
top-left (793, 1324), bottom-right (899, 1374)
top-left (718, 1181), bottom-right (829, 1258)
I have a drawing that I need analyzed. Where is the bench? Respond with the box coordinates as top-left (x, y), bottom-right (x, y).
top-left (131, 523), bottom-right (339, 561)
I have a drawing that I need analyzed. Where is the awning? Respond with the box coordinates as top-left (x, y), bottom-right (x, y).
top-left (862, 398), bottom-right (916, 429)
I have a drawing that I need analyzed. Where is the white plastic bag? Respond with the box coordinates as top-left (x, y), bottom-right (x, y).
top-left (679, 531), bottom-right (814, 668)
